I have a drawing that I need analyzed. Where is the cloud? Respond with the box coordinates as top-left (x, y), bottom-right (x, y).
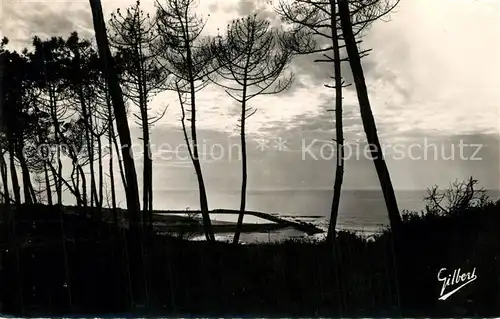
top-left (287, 0), bottom-right (500, 139)
top-left (2, 0), bottom-right (498, 140)
top-left (2, 1), bottom-right (92, 49)
top-left (359, 0), bottom-right (500, 136)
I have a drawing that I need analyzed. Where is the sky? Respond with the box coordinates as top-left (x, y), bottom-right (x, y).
top-left (1, 0), bottom-right (499, 201)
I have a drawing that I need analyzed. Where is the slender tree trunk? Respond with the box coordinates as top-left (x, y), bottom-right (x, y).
top-left (177, 87), bottom-right (213, 241)
top-left (48, 162), bottom-right (82, 205)
top-left (138, 83), bottom-right (152, 310)
top-left (142, 157), bottom-right (148, 223)
top-left (136, 64), bottom-right (149, 222)
top-left (21, 167), bottom-right (33, 204)
top-left (190, 113), bottom-right (214, 241)
top-left (89, 0), bottom-right (144, 309)
top-left (134, 38), bottom-right (153, 226)
top-left (89, 150), bottom-right (97, 208)
top-left (106, 95), bottom-right (118, 222)
top-left (75, 165), bottom-right (80, 204)
top-left (0, 153), bottom-right (10, 204)
top-left (145, 143), bottom-right (153, 228)
top-left (233, 78), bottom-right (249, 245)
top-left (108, 130), bottom-right (118, 223)
top-left (89, 0), bottom-right (141, 221)
top-left (188, 88), bottom-right (214, 240)
top-left (337, 0), bottom-right (402, 233)
top-left (141, 109), bottom-right (149, 226)
top-left (112, 128), bottom-right (127, 191)
top-left (338, 1), bottom-right (403, 311)
top-left (7, 143), bottom-right (20, 204)
top-left (185, 44), bottom-right (215, 241)
top-left (147, 155), bottom-right (152, 222)
top-left (97, 136), bottom-right (104, 210)
top-left (73, 48), bottom-right (98, 208)
top-left (49, 88), bottom-right (63, 204)
top-left (30, 183), bottom-right (38, 205)
top-left (233, 111), bottom-right (248, 245)
top-left (44, 162), bottom-right (53, 205)
top-left (142, 87), bottom-right (153, 228)
top-left (326, 0), bottom-right (344, 242)
top-left (56, 145), bottom-right (63, 204)
top-left (70, 163), bottom-right (82, 206)
top-left (194, 163), bottom-right (213, 239)
top-left (144, 130), bottom-right (153, 228)
top-left (88, 120), bottom-right (98, 208)
top-left (77, 164), bottom-right (88, 209)
top-left (17, 147), bottom-right (34, 204)
top-left (141, 118), bottom-right (153, 229)
top-left (51, 92), bottom-right (61, 200)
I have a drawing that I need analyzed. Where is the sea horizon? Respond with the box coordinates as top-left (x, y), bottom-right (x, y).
top-left (153, 188), bottom-right (500, 236)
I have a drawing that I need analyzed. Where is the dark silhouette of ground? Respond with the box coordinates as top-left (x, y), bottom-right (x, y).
top-left (0, 201), bottom-right (499, 317)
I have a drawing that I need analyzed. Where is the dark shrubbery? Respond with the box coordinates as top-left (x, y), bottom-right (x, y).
top-left (0, 194), bottom-right (499, 317)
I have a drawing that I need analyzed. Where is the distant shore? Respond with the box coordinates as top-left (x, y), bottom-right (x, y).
top-left (0, 204), bottom-right (324, 238)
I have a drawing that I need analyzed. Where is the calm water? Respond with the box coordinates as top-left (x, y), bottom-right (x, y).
top-left (155, 189), bottom-right (500, 233)
top-left (152, 189), bottom-right (500, 243)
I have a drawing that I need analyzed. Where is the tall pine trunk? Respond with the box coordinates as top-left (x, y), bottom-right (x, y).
top-left (17, 147), bottom-right (34, 204)
top-left (108, 127), bottom-right (118, 223)
top-left (70, 164), bottom-right (82, 206)
top-left (324, 2), bottom-right (347, 313)
top-left (326, 0), bottom-right (344, 242)
top-left (0, 153), bottom-right (10, 204)
top-left (178, 86), bottom-right (214, 242)
top-left (44, 162), bottom-right (53, 205)
top-left (77, 164), bottom-right (88, 208)
top-left (233, 79), bottom-right (248, 245)
top-left (141, 83), bottom-right (153, 228)
top-left (337, 0), bottom-right (402, 233)
top-left (87, 116), bottom-right (98, 208)
top-left (89, 0), bottom-right (141, 222)
top-left (135, 59), bottom-right (150, 225)
top-left (140, 106), bottom-right (151, 228)
top-left (147, 155), bottom-right (152, 223)
top-left (97, 136), bottom-right (104, 210)
top-left (113, 127), bottom-right (127, 191)
top-left (89, 0), bottom-right (145, 309)
top-left (186, 48), bottom-right (215, 241)
top-left (7, 142), bottom-right (20, 204)
top-left (73, 48), bottom-right (98, 208)
top-left (92, 134), bottom-right (104, 221)
top-left (48, 88), bottom-right (63, 204)
top-left (338, 1), bottom-right (403, 310)
top-left (106, 94), bottom-right (118, 223)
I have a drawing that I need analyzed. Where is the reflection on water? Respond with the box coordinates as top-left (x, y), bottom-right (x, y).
top-left (190, 221), bottom-right (382, 244)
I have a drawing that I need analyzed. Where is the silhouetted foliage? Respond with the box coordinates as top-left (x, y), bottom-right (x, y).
top-left (0, 195), bottom-right (499, 316)
top-left (109, 0), bottom-right (169, 224)
top-left (153, 0), bottom-right (218, 241)
top-left (424, 177), bottom-right (489, 215)
top-left (0, 0), bottom-right (498, 316)
top-left (210, 15), bottom-right (293, 244)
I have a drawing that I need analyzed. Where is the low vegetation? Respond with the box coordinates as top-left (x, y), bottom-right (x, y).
top-left (0, 179), bottom-right (498, 316)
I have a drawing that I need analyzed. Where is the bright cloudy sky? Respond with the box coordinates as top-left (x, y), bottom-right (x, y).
top-left (2, 0), bottom-right (499, 138)
top-left (2, 0), bottom-right (500, 200)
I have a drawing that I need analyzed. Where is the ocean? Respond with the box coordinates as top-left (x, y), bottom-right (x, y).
top-left (151, 188), bottom-right (500, 242)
